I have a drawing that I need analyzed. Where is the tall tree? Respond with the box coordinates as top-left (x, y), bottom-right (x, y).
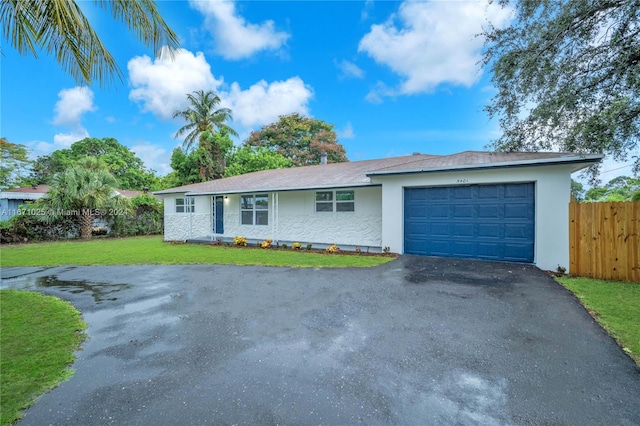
top-left (224, 145), bottom-right (294, 177)
top-left (483, 0), bottom-right (640, 181)
top-left (165, 147), bottom-right (201, 187)
top-left (245, 113), bottom-right (348, 166)
top-left (0, 137), bottom-right (31, 189)
top-left (173, 90), bottom-right (238, 152)
top-left (195, 130), bottom-right (233, 180)
top-left (38, 157), bottom-right (130, 239)
top-left (1, 0), bottom-right (179, 87)
top-left (27, 138), bottom-right (158, 190)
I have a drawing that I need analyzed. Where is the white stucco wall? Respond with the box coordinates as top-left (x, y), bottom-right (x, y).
top-left (163, 194), bottom-right (212, 241)
top-left (371, 165), bottom-right (574, 271)
top-left (222, 187), bottom-right (383, 248)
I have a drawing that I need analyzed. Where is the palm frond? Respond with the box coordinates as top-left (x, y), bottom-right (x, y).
top-left (1, 0), bottom-right (180, 87)
top-left (95, 0), bottom-right (179, 58)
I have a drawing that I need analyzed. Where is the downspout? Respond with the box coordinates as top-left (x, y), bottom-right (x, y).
top-left (211, 195), bottom-right (214, 241)
top-left (276, 192), bottom-right (279, 243)
top-left (188, 196), bottom-right (193, 239)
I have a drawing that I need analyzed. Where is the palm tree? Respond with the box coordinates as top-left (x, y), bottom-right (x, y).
top-left (1, 0), bottom-right (179, 88)
top-left (39, 158), bottom-right (130, 239)
top-left (173, 90), bottom-right (238, 152)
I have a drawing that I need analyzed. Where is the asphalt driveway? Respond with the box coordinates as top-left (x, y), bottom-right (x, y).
top-left (1, 257), bottom-right (639, 425)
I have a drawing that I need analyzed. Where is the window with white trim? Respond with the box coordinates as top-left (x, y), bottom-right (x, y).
top-left (315, 190), bottom-right (354, 212)
top-left (175, 197), bottom-right (195, 213)
top-left (241, 194), bottom-right (268, 225)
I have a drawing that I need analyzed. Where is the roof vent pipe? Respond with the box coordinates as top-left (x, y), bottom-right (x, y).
top-left (320, 152), bottom-right (327, 165)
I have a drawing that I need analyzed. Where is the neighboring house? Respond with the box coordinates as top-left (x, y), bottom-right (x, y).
top-left (155, 151), bottom-right (602, 272)
top-left (0, 186), bottom-right (159, 221)
top-left (0, 184), bottom-right (49, 221)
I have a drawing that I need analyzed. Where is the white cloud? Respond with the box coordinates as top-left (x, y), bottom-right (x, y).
top-left (189, 0), bottom-right (289, 60)
top-left (364, 81), bottom-right (395, 104)
top-left (52, 87), bottom-right (96, 126)
top-left (361, 0), bottom-right (375, 20)
top-left (131, 141), bottom-right (172, 175)
top-left (336, 59), bottom-right (365, 79)
top-left (338, 122), bottom-right (355, 139)
top-left (224, 77), bottom-right (313, 128)
top-left (53, 128), bottom-right (90, 147)
top-left (128, 48), bottom-right (222, 120)
top-left (359, 0), bottom-right (512, 98)
top-left (128, 49), bottom-right (313, 131)
top-left (47, 86), bottom-right (95, 150)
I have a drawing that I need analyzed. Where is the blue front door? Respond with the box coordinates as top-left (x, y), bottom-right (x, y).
top-left (404, 183), bottom-right (535, 262)
top-left (213, 196), bottom-right (224, 234)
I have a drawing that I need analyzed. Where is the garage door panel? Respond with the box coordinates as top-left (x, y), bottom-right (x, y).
top-left (404, 183), bottom-right (534, 263)
top-left (478, 204), bottom-right (500, 219)
top-left (504, 203), bottom-right (532, 219)
top-left (477, 243), bottom-right (502, 258)
top-left (451, 241), bottom-right (476, 256)
top-left (503, 244), bottom-right (533, 261)
top-left (430, 223), bottom-right (451, 237)
top-left (453, 186), bottom-right (473, 199)
top-left (478, 224), bottom-right (500, 238)
top-left (505, 183), bottom-right (532, 198)
top-left (425, 240), bottom-right (450, 256)
top-left (426, 187), bottom-right (449, 201)
top-left (453, 204), bottom-right (474, 218)
top-left (429, 205), bottom-right (450, 218)
top-left (478, 185), bottom-right (500, 199)
top-left (504, 223), bottom-right (532, 239)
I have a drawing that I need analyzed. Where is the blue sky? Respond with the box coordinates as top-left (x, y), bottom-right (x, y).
top-left (1, 0), bottom-right (632, 180)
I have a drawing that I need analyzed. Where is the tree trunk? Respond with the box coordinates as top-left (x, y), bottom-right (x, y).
top-left (80, 212), bottom-right (93, 239)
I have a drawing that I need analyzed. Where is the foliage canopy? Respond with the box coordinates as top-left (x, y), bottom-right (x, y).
top-left (245, 113), bottom-right (348, 166)
top-left (0, 137), bottom-right (31, 189)
top-left (483, 0), bottom-right (640, 181)
top-left (29, 137), bottom-right (158, 190)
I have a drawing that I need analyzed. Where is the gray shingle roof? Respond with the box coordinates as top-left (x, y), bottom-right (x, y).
top-left (155, 151), bottom-right (602, 195)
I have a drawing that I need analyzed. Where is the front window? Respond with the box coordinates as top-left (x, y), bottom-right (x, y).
top-left (241, 194), bottom-right (269, 225)
top-left (316, 190), bottom-right (355, 212)
top-left (176, 197), bottom-right (195, 213)
top-left (315, 191), bottom-right (333, 212)
top-left (336, 190), bottom-right (355, 212)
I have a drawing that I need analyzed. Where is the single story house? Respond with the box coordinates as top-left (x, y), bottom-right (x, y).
top-left (155, 150), bottom-right (602, 271)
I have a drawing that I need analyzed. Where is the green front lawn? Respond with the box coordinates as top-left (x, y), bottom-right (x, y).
top-left (0, 236), bottom-right (395, 268)
top-left (0, 290), bottom-right (87, 426)
top-left (558, 277), bottom-right (640, 364)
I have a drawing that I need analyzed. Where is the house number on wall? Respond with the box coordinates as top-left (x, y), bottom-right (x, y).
top-left (456, 178), bottom-right (469, 184)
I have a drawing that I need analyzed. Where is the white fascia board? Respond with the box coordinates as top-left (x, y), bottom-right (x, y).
top-left (185, 182), bottom-right (377, 197)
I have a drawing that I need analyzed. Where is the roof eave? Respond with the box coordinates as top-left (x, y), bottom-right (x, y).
top-left (0, 193), bottom-right (46, 200)
top-left (365, 155), bottom-right (604, 176)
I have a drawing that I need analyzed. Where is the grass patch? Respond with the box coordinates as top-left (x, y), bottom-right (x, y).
top-left (557, 276), bottom-right (640, 364)
top-left (0, 236), bottom-right (395, 268)
top-left (0, 290), bottom-right (87, 425)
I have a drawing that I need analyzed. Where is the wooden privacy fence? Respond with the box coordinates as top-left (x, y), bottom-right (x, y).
top-left (569, 201), bottom-right (639, 282)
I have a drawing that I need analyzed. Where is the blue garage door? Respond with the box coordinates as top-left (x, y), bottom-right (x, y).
top-left (404, 183), bottom-right (535, 262)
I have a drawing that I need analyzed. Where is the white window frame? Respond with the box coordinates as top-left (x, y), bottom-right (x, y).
top-left (315, 190), bottom-right (355, 212)
top-left (176, 196), bottom-right (195, 213)
top-left (240, 194), bottom-right (269, 225)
